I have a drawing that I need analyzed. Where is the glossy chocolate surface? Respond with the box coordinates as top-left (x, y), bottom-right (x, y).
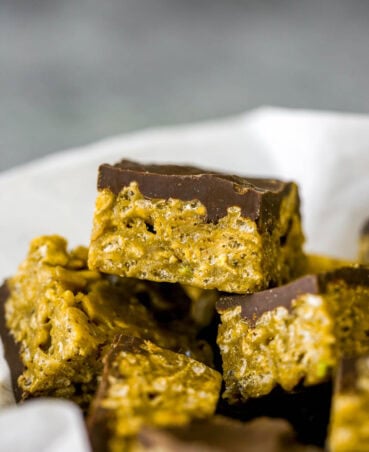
top-left (98, 159), bottom-right (294, 226)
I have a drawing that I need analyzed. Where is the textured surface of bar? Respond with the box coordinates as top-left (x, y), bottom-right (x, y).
top-left (328, 355), bottom-right (369, 452)
top-left (217, 267), bottom-right (369, 402)
top-left (138, 416), bottom-right (322, 452)
top-left (89, 160), bottom-right (305, 293)
top-left (3, 235), bottom-right (211, 407)
top-left (87, 334), bottom-right (222, 452)
top-left (359, 218), bottom-right (369, 264)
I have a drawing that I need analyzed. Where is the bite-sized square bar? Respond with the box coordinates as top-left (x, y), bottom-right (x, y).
top-left (359, 218), bottom-right (369, 264)
top-left (87, 334), bottom-right (222, 452)
top-left (217, 267), bottom-right (369, 403)
top-left (88, 160), bottom-right (305, 293)
top-left (328, 356), bottom-right (369, 452)
top-left (138, 416), bottom-right (321, 452)
top-left (1, 235), bottom-right (212, 407)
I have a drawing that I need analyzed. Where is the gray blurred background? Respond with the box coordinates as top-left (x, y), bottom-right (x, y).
top-left (1, 0), bottom-right (369, 171)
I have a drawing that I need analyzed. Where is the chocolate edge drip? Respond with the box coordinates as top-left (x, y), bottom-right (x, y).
top-left (0, 282), bottom-right (24, 401)
top-left (97, 161), bottom-right (293, 225)
top-left (216, 275), bottom-right (320, 325)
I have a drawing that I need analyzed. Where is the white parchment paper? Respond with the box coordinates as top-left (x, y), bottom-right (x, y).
top-left (0, 399), bottom-right (91, 452)
top-left (0, 107), bottom-right (368, 451)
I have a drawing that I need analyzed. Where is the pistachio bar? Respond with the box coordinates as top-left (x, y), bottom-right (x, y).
top-left (88, 160), bottom-right (305, 293)
top-left (87, 334), bottom-right (222, 452)
top-left (138, 416), bottom-right (321, 452)
top-left (217, 267), bottom-right (369, 403)
top-left (328, 355), bottom-right (369, 452)
top-left (1, 236), bottom-right (211, 407)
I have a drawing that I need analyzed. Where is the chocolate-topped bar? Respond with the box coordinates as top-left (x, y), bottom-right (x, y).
top-left (89, 160), bottom-right (305, 293)
top-left (87, 334), bottom-right (222, 452)
top-left (359, 217), bottom-right (369, 264)
top-left (138, 416), bottom-right (322, 452)
top-left (328, 355), bottom-right (369, 452)
top-left (217, 267), bottom-right (369, 403)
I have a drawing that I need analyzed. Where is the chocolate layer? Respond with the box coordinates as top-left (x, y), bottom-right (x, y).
top-left (321, 266), bottom-right (369, 288)
top-left (98, 159), bottom-right (295, 226)
top-left (0, 282), bottom-right (23, 401)
top-left (217, 267), bottom-right (369, 325)
top-left (217, 275), bottom-right (319, 325)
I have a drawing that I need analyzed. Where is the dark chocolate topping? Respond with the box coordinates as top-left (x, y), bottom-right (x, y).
top-left (97, 159), bottom-right (294, 225)
top-left (0, 282), bottom-right (23, 401)
top-left (321, 266), bottom-right (369, 289)
top-left (217, 267), bottom-right (369, 325)
top-left (217, 275), bottom-right (320, 325)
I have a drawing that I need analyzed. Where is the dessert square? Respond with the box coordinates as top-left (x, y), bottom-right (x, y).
top-left (87, 334), bottom-right (222, 451)
top-left (88, 160), bottom-right (305, 293)
top-left (217, 267), bottom-right (369, 402)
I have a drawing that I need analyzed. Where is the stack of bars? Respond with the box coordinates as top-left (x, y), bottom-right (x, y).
top-left (1, 159), bottom-right (369, 452)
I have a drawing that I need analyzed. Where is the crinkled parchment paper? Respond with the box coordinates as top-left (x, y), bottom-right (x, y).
top-left (1, 107), bottom-right (368, 451)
